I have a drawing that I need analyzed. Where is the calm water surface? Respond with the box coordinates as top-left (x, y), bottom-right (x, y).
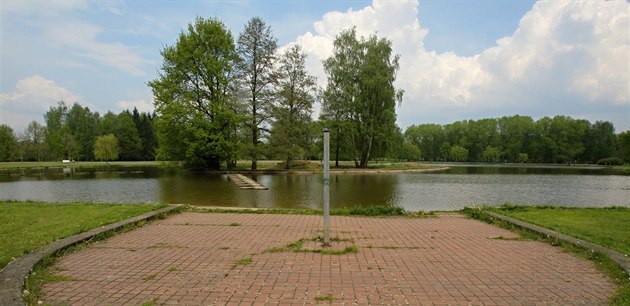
top-left (1, 166), bottom-right (628, 211)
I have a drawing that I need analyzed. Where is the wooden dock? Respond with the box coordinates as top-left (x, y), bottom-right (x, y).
top-left (227, 174), bottom-right (268, 190)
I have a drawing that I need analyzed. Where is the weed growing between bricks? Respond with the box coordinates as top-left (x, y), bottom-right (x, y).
top-left (264, 236), bottom-right (359, 255)
top-left (462, 207), bottom-right (630, 305)
top-left (22, 206), bottom-right (184, 306)
top-left (314, 293), bottom-right (335, 302)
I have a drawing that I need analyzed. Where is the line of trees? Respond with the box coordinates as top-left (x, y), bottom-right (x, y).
top-left (0, 101), bottom-right (156, 162)
top-left (402, 115), bottom-right (628, 164)
top-left (149, 17), bottom-right (401, 169)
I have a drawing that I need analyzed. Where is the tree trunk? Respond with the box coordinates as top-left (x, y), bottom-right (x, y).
top-left (359, 134), bottom-right (373, 168)
top-left (251, 108), bottom-right (258, 171)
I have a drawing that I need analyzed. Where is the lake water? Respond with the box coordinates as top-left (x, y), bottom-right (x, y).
top-left (1, 165), bottom-right (629, 211)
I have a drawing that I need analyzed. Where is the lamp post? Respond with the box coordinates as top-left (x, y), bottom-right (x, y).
top-left (322, 128), bottom-right (330, 247)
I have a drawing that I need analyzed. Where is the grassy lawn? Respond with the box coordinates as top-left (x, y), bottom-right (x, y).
top-left (0, 161), bottom-right (163, 169)
top-left (0, 201), bottom-right (167, 269)
top-left (488, 205), bottom-right (630, 255)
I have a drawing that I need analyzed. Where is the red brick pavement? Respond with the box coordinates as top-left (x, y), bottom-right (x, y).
top-left (42, 213), bottom-right (614, 305)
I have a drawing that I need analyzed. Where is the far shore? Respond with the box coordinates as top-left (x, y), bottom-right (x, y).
top-left (0, 160), bottom-right (624, 174)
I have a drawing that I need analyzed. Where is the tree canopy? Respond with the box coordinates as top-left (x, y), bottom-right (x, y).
top-left (149, 17), bottom-right (241, 169)
top-left (94, 134), bottom-right (119, 162)
top-left (237, 17), bottom-right (278, 170)
top-left (269, 44), bottom-right (317, 168)
top-left (321, 28), bottom-right (403, 168)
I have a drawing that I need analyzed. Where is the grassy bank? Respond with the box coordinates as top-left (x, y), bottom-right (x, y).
top-left (0, 161), bottom-right (164, 169)
top-left (488, 205), bottom-right (629, 255)
top-left (0, 201), bottom-right (167, 269)
top-left (464, 205), bottom-right (630, 304)
top-left (191, 205), bottom-right (432, 217)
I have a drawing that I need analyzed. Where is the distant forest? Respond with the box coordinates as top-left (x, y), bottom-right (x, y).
top-left (0, 102), bottom-right (628, 165)
top-left (402, 115), bottom-right (627, 164)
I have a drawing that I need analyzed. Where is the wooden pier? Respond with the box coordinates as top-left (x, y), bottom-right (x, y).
top-left (227, 174), bottom-right (268, 190)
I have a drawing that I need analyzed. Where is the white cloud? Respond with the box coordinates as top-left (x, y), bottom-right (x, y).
top-left (3, 1), bottom-right (149, 76)
top-left (44, 19), bottom-right (149, 76)
top-left (116, 99), bottom-right (155, 113)
top-left (288, 0), bottom-right (629, 130)
top-left (0, 75), bottom-right (80, 130)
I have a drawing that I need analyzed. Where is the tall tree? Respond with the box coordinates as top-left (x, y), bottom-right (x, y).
top-left (115, 111), bottom-right (142, 161)
top-left (149, 17), bottom-right (241, 169)
top-left (498, 115), bottom-right (535, 162)
top-left (99, 112), bottom-right (118, 136)
top-left (131, 109), bottom-right (158, 161)
top-left (322, 28), bottom-right (402, 168)
top-left (269, 44), bottom-right (317, 169)
top-left (94, 134), bottom-right (119, 162)
top-left (237, 17), bottom-right (278, 170)
top-left (0, 124), bottom-right (18, 161)
top-left (44, 101), bottom-right (72, 160)
top-left (404, 124), bottom-right (444, 161)
top-left (24, 121), bottom-right (47, 161)
top-left (67, 103), bottom-right (99, 161)
top-left (617, 131), bottom-right (630, 163)
top-left (584, 121), bottom-right (616, 162)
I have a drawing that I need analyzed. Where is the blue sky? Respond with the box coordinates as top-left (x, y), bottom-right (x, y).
top-left (1, 0), bottom-right (628, 133)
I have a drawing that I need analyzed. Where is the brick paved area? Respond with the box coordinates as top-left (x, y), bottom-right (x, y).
top-left (42, 213), bottom-right (614, 305)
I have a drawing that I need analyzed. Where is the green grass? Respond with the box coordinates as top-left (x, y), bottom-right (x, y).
top-left (264, 236), bottom-right (359, 255)
top-left (314, 294), bottom-right (335, 302)
top-left (0, 201), bottom-right (167, 269)
top-left (488, 205), bottom-right (630, 255)
top-left (611, 164), bottom-right (630, 174)
top-left (192, 205), bottom-right (432, 217)
top-left (234, 257), bottom-right (253, 266)
top-left (0, 161), bottom-right (164, 169)
top-left (463, 206), bottom-right (630, 304)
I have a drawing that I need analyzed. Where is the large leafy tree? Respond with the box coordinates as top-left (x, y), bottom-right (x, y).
top-left (269, 44), bottom-right (317, 169)
top-left (237, 17), bottom-right (278, 170)
top-left (23, 121), bottom-right (46, 161)
top-left (322, 28), bottom-right (403, 168)
top-left (44, 101), bottom-right (76, 160)
top-left (404, 124), bottom-right (444, 161)
top-left (584, 121), bottom-right (616, 162)
top-left (0, 124), bottom-right (18, 161)
top-left (149, 17), bottom-right (241, 169)
top-left (115, 111), bottom-right (142, 161)
top-left (66, 103), bottom-right (99, 161)
top-left (132, 108), bottom-right (158, 160)
top-left (94, 134), bottom-right (119, 162)
top-left (618, 131), bottom-right (630, 163)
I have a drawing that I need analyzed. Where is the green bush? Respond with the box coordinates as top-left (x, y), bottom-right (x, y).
top-left (597, 157), bottom-right (623, 165)
top-left (351, 206), bottom-right (405, 216)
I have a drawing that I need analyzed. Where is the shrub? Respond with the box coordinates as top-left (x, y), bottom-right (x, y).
top-left (597, 157), bottom-right (623, 165)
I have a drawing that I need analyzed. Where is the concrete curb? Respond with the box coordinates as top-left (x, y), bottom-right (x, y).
top-left (485, 211), bottom-right (630, 276)
top-left (0, 205), bottom-right (181, 306)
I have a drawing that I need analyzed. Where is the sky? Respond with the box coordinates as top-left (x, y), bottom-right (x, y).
top-left (1, 0), bottom-right (628, 134)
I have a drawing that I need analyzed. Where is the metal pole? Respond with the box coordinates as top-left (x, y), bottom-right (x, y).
top-left (322, 128), bottom-right (330, 247)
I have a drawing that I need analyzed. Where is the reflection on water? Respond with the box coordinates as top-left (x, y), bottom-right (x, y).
top-left (1, 166), bottom-right (629, 211)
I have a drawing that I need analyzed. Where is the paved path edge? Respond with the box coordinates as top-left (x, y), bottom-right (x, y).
top-left (485, 211), bottom-right (630, 276)
top-left (0, 205), bottom-right (181, 306)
